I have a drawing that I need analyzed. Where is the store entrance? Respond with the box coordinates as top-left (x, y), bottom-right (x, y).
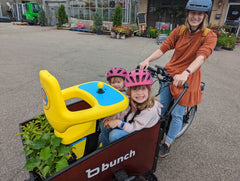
top-left (147, 0), bottom-right (187, 30)
top-left (225, 4), bottom-right (240, 35)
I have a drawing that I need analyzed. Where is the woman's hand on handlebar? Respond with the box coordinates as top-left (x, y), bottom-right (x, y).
top-left (173, 71), bottom-right (189, 87)
top-left (139, 60), bottom-right (149, 70)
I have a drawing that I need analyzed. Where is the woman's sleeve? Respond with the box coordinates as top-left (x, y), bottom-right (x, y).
top-left (196, 31), bottom-right (217, 60)
top-left (160, 26), bottom-right (181, 53)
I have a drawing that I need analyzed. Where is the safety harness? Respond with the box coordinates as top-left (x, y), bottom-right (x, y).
top-left (123, 104), bottom-right (142, 124)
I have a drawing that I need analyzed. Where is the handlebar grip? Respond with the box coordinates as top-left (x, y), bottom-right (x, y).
top-left (147, 66), bottom-right (157, 74)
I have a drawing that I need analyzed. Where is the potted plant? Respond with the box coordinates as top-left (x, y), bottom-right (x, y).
top-left (93, 9), bottom-right (103, 35)
top-left (57, 4), bottom-right (68, 28)
top-left (115, 26), bottom-right (126, 39)
top-left (146, 26), bottom-right (153, 38)
top-left (113, 5), bottom-right (122, 27)
top-left (38, 8), bottom-right (47, 26)
top-left (209, 24), bottom-right (237, 51)
top-left (220, 33), bottom-right (238, 50)
top-left (111, 26), bottom-right (117, 38)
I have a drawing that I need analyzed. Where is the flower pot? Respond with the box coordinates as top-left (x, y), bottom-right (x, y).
top-left (117, 34), bottom-right (120, 39)
top-left (110, 31), bottom-right (116, 38)
top-left (214, 45), bottom-right (222, 51)
top-left (96, 30), bottom-right (102, 35)
top-left (120, 34), bottom-right (126, 39)
top-left (222, 47), bottom-right (233, 51)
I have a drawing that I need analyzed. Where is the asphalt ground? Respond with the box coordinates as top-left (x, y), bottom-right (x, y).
top-left (0, 22), bottom-right (240, 181)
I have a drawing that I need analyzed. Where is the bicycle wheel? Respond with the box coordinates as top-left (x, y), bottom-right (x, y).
top-left (176, 105), bottom-right (197, 138)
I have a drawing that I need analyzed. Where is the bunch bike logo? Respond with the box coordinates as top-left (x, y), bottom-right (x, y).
top-left (85, 149), bottom-right (136, 178)
top-left (41, 88), bottom-right (48, 106)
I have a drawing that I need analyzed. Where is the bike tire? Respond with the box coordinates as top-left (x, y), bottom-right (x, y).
top-left (176, 105), bottom-right (197, 138)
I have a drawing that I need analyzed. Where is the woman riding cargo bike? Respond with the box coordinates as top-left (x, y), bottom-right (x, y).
top-left (140, 0), bottom-right (217, 157)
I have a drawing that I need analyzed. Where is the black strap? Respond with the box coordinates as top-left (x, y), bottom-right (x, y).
top-left (123, 104), bottom-right (141, 124)
top-left (128, 109), bottom-right (141, 124)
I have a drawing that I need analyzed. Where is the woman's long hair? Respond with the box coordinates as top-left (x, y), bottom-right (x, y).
top-left (185, 12), bottom-right (209, 31)
top-left (126, 85), bottom-right (156, 111)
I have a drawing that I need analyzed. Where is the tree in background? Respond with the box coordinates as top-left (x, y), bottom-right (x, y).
top-left (38, 8), bottom-right (47, 26)
top-left (93, 9), bottom-right (103, 34)
top-left (113, 5), bottom-right (122, 27)
top-left (57, 5), bottom-right (68, 27)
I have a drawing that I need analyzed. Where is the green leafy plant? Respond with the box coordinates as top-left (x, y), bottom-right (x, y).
top-left (147, 26), bottom-right (158, 38)
top-left (38, 8), bottom-right (47, 26)
top-left (57, 4), bottom-right (68, 27)
top-left (93, 8), bottom-right (103, 33)
top-left (16, 114), bottom-right (73, 179)
top-left (209, 24), bottom-right (237, 49)
top-left (147, 26), bottom-right (153, 37)
top-left (217, 33), bottom-right (237, 49)
top-left (113, 5), bottom-right (122, 27)
top-left (130, 24), bottom-right (137, 31)
top-left (136, 31), bottom-right (142, 37)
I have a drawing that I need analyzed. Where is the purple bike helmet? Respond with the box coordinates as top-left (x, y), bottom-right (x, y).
top-left (125, 69), bottom-right (153, 88)
top-left (107, 67), bottom-right (127, 81)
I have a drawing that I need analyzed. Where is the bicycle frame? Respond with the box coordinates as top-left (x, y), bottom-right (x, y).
top-left (147, 65), bottom-right (189, 141)
top-left (148, 65), bottom-right (205, 140)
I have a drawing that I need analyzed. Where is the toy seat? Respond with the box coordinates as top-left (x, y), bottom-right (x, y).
top-left (39, 70), bottom-right (128, 158)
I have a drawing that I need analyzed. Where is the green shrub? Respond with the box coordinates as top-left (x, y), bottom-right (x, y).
top-left (38, 8), bottom-right (47, 25)
top-left (147, 26), bottom-right (158, 38)
top-left (217, 33), bottom-right (237, 49)
top-left (113, 5), bottom-right (122, 27)
top-left (94, 9), bottom-right (103, 32)
top-left (57, 5), bottom-right (68, 27)
top-left (147, 26), bottom-right (153, 37)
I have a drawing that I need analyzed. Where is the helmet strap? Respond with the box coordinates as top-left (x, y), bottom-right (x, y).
top-left (190, 27), bottom-right (199, 34)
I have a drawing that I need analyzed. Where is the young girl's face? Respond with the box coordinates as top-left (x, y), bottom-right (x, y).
top-left (109, 77), bottom-right (125, 91)
top-left (131, 85), bottom-right (149, 104)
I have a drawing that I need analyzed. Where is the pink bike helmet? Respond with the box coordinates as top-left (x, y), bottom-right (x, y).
top-left (107, 67), bottom-right (127, 81)
top-left (125, 69), bottom-right (153, 87)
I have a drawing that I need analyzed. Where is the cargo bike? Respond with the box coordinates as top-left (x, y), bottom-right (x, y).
top-left (19, 65), bottom-right (204, 181)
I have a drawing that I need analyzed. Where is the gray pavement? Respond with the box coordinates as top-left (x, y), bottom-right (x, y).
top-left (0, 22), bottom-right (240, 181)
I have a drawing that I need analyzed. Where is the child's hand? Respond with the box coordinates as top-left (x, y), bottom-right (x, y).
top-left (106, 114), bottom-right (117, 120)
top-left (103, 119), bottom-right (122, 129)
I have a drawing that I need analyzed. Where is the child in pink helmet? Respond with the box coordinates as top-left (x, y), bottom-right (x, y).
top-left (107, 67), bottom-right (127, 94)
top-left (101, 69), bottom-right (162, 146)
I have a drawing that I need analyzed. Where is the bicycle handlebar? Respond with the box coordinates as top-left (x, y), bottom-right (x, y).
top-left (136, 65), bottom-right (188, 88)
top-left (136, 65), bottom-right (190, 118)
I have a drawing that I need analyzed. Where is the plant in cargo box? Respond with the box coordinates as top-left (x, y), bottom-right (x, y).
top-left (16, 114), bottom-right (73, 179)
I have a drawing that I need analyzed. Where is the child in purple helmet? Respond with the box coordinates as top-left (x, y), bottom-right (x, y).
top-left (101, 69), bottom-right (162, 146)
top-left (107, 67), bottom-right (127, 95)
